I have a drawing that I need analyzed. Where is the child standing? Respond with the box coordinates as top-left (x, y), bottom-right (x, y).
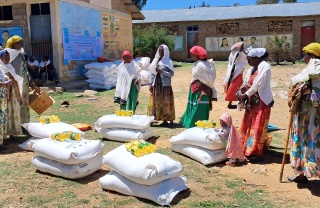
top-left (216, 112), bottom-right (245, 167)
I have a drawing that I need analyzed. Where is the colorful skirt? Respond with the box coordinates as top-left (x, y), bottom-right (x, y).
top-left (225, 74), bottom-right (243, 101)
top-left (179, 88), bottom-right (210, 128)
top-left (290, 105), bottom-right (320, 177)
top-left (147, 75), bottom-right (175, 121)
top-left (120, 82), bottom-right (139, 113)
top-left (239, 97), bottom-right (271, 156)
top-left (19, 69), bottom-right (30, 123)
top-left (6, 85), bottom-right (22, 135)
top-left (0, 87), bottom-right (8, 145)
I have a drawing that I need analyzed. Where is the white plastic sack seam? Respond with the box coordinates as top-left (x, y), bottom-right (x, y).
top-left (171, 144), bottom-right (226, 165)
top-left (85, 62), bottom-right (116, 71)
top-left (30, 138), bottom-right (104, 164)
top-left (85, 74), bottom-right (107, 81)
top-left (21, 122), bottom-right (85, 139)
top-left (102, 145), bottom-right (183, 185)
top-left (18, 137), bottom-right (46, 151)
top-left (98, 128), bottom-right (153, 142)
top-left (169, 127), bottom-right (226, 150)
top-left (95, 114), bottom-right (154, 130)
top-left (32, 154), bottom-right (102, 179)
top-left (99, 171), bottom-right (188, 206)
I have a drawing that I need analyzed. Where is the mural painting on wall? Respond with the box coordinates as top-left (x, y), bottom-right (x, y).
top-left (60, 1), bottom-right (102, 64)
top-left (205, 34), bottom-right (293, 52)
top-left (0, 26), bottom-right (23, 48)
top-left (102, 12), bottom-right (132, 60)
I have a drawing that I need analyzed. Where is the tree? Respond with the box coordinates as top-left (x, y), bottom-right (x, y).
top-left (132, 0), bottom-right (147, 10)
top-left (283, 0), bottom-right (297, 3)
top-left (256, 0), bottom-right (279, 4)
top-left (133, 24), bottom-right (175, 58)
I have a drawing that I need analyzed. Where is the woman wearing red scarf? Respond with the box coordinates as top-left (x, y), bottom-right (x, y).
top-left (179, 46), bottom-right (216, 128)
top-left (114, 51), bottom-right (141, 113)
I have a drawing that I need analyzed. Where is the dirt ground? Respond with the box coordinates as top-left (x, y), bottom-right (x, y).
top-left (1, 61), bottom-right (320, 207)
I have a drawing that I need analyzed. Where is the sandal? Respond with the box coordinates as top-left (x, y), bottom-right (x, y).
top-left (226, 159), bottom-right (236, 167)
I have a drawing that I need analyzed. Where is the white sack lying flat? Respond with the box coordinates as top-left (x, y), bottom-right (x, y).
top-left (99, 171), bottom-right (188, 206)
top-left (18, 137), bottom-right (45, 151)
top-left (102, 145), bottom-right (183, 185)
top-left (30, 139), bottom-right (104, 164)
top-left (171, 144), bottom-right (226, 165)
top-left (95, 114), bottom-right (154, 130)
top-left (98, 128), bottom-right (153, 142)
top-left (32, 154), bottom-right (102, 179)
top-left (21, 122), bottom-right (85, 139)
top-left (169, 127), bottom-right (226, 150)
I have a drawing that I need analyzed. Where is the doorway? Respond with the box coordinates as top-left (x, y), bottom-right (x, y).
top-left (300, 21), bottom-right (315, 57)
top-left (186, 25), bottom-right (198, 59)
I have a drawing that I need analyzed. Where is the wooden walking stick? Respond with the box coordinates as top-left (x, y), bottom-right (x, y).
top-left (279, 113), bottom-right (293, 182)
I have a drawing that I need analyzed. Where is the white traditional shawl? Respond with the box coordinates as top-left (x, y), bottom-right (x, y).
top-left (291, 58), bottom-right (320, 85)
top-left (191, 60), bottom-right (216, 88)
top-left (39, 60), bottom-right (51, 67)
top-left (114, 61), bottom-right (141, 102)
top-left (223, 50), bottom-right (247, 86)
top-left (5, 48), bottom-right (24, 64)
top-left (0, 59), bottom-right (23, 95)
top-left (149, 44), bottom-right (174, 75)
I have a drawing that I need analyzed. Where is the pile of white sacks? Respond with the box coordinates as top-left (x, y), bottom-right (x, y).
top-left (94, 114), bottom-right (154, 142)
top-left (84, 57), bottom-right (151, 90)
top-left (20, 122), bottom-right (104, 179)
top-left (99, 144), bottom-right (188, 206)
top-left (170, 127), bottom-right (227, 165)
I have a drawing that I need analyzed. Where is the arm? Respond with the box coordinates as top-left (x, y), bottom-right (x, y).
top-left (245, 64), bottom-right (270, 97)
top-left (161, 67), bottom-right (174, 78)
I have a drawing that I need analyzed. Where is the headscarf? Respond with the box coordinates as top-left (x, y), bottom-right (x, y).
top-left (303, 42), bottom-right (320, 57)
top-left (0, 49), bottom-right (23, 95)
top-left (190, 46), bottom-right (207, 59)
top-left (247, 48), bottom-right (266, 58)
top-left (122, 50), bottom-right (133, 61)
top-left (148, 44), bottom-right (173, 74)
top-left (220, 112), bottom-right (232, 127)
top-left (5, 35), bottom-right (23, 48)
top-left (231, 41), bottom-right (243, 51)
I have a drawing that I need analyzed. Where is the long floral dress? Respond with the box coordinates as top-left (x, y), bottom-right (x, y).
top-left (0, 86), bottom-right (8, 145)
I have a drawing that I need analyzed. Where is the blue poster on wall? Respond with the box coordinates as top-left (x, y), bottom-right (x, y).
top-left (0, 26), bottom-right (23, 48)
top-left (60, 1), bottom-right (102, 60)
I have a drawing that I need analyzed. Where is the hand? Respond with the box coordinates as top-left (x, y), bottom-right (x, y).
top-left (237, 93), bottom-right (248, 101)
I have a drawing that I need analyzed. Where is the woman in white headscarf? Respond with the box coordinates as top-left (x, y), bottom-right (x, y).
top-left (223, 41), bottom-right (247, 109)
top-left (0, 50), bottom-right (23, 145)
top-left (237, 48), bottom-right (273, 162)
top-left (5, 35), bottom-right (30, 123)
top-left (147, 44), bottom-right (175, 126)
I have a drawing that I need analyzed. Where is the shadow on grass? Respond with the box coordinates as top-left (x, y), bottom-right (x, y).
top-left (248, 148), bottom-right (288, 165)
top-left (151, 121), bottom-right (184, 129)
top-left (147, 136), bottom-right (160, 145)
top-left (297, 180), bottom-right (320, 197)
top-left (35, 169), bottom-right (109, 184)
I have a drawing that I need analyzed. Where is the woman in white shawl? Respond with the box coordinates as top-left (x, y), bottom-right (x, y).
top-left (179, 46), bottom-right (216, 128)
top-left (237, 48), bottom-right (273, 162)
top-left (223, 41), bottom-right (247, 109)
top-left (6, 35), bottom-right (30, 123)
top-left (114, 51), bottom-right (141, 113)
top-left (147, 44), bottom-right (175, 126)
top-left (0, 50), bottom-right (23, 145)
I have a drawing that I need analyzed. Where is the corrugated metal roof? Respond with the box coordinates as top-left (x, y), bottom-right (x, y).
top-left (133, 2), bottom-right (320, 23)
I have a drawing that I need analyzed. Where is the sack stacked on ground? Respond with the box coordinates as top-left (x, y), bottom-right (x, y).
top-left (99, 145), bottom-right (187, 206)
top-left (95, 114), bottom-right (154, 142)
top-left (134, 57), bottom-right (151, 86)
top-left (22, 122), bottom-right (104, 179)
top-left (85, 62), bottom-right (118, 90)
top-left (169, 127), bottom-right (227, 165)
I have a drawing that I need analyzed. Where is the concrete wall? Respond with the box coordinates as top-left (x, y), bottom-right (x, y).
top-left (134, 15), bottom-right (320, 61)
top-left (111, 0), bottom-right (131, 15)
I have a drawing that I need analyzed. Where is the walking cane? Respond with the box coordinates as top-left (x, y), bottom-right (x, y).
top-left (279, 113), bottom-right (293, 182)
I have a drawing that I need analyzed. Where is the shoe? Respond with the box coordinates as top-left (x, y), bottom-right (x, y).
top-left (159, 121), bottom-right (169, 126)
top-left (288, 174), bottom-right (308, 183)
top-left (226, 159), bottom-right (236, 167)
top-left (227, 104), bottom-right (237, 109)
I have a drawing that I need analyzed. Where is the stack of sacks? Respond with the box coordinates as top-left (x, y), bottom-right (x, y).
top-left (94, 114), bottom-right (154, 142)
top-left (134, 57), bottom-right (151, 86)
top-left (84, 62), bottom-right (117, 90)
top-left (99, 144), bottom-right (188, 206)
top-left (170, 127), bottom-right (227, 165)
top-left (21, 122), bottom-right (104, 179)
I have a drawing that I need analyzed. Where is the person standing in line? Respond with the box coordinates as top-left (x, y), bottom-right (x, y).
top-left (223, 41), bottom-right (247, 109)
top-left (147, 44), bottom-right (175, 126)
top-left (179, 46), bottom-right (216, 128)
top-left (237, 48), bottom-right (273, 162)
top-left (5, 35), bottom-right (30, 123)
top-left (287, 42), bottom-right (320, 183)
top-left (114, 51), bottom-right (141, 113)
